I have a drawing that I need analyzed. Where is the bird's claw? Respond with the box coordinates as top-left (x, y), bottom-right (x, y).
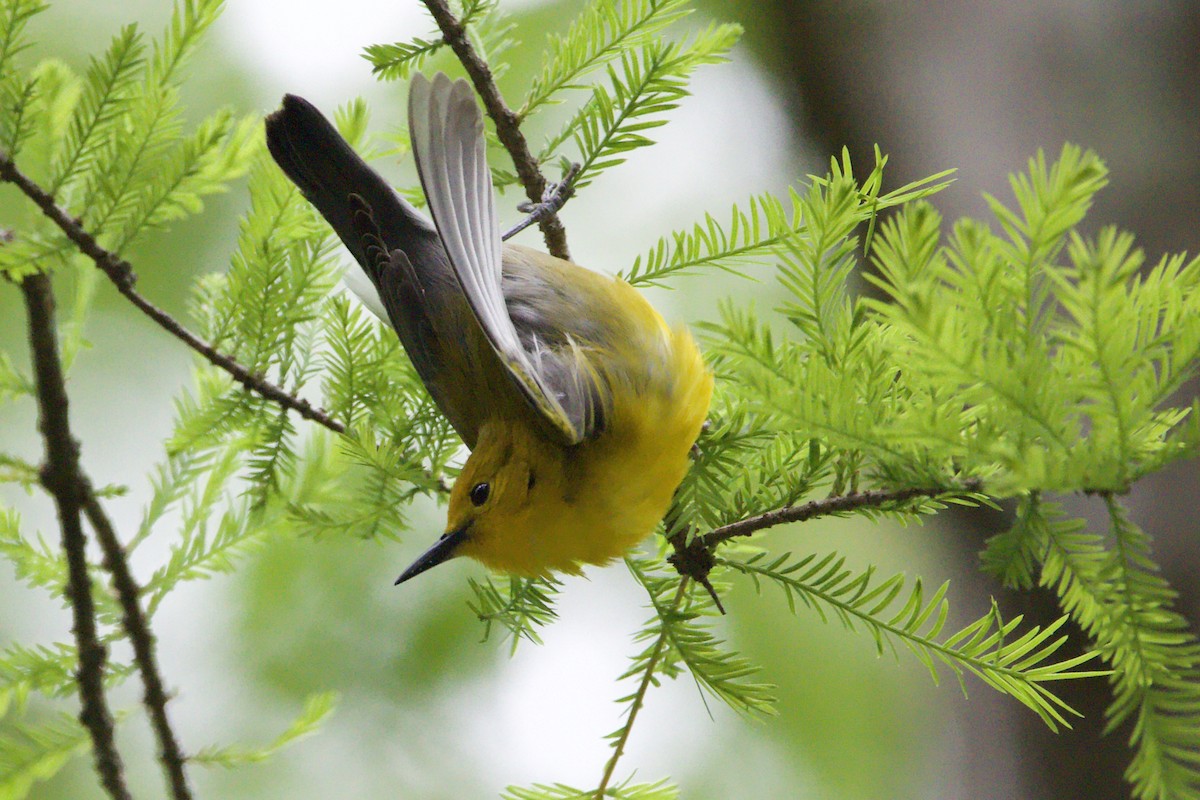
top-left (502, 162), bottom-right (582, 241)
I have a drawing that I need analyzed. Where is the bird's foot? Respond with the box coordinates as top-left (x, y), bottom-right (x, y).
top-left (502, 162), bottom-right (582, 241)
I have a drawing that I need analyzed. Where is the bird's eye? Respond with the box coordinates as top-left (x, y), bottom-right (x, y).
top-left (469, 482), bottom-right (490, 507)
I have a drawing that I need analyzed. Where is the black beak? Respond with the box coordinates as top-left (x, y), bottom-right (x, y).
top-left (394, 525), bottom-right (470, 585)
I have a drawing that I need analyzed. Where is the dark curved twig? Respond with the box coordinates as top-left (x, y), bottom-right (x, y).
top-left (420, 0), bottom-right (573, 261)
top-left (81, 488), bottom-right (193, 800)
top-left (664, 480), bottom-right (983, 607)
top-left (698, 480), bottom-right (984, 550)
top-left (20, 272), bottom-right (133, 800)
top-left (0, 150), bottom-right (346, 436)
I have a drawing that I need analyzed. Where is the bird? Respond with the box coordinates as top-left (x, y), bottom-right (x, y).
top-left (264, 73), bottom-right (712, 584)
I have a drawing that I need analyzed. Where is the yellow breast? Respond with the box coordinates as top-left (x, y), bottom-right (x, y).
top-left (566, 322), bottom-right (712, 564)
top-left (458, 308), bottom-right (713, 576)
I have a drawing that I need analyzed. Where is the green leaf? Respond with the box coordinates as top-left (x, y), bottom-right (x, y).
top-left (521, 0), bottom-right (694, 118)
top-left (191, 691), bottom-right (338, 768)
top-left (725, 550), bottom-right (1104, 731)
top-left (0, 643), bottom-right (135, 718)
top-left (0, 509), bottom-right (65, 598)
top-left (107, 109), bottom-right (258, 254)
top-left (142, 446), bottom-right (269, 615)
top-left (622, 191), bottom-right (797, 287)
top-left (48, 23), bottom-right (145, 195)
top-left (0, 350), bottom-right (32, 403)
top-left (0, 454), bottom-right (39, 491)
top-left (625, 557), bottom-right (775, 717)
top-left (504, 777), bottom-right (678, 800)
top-left (469, 575), bottom-right (561, 652)
top-left (285, 428), bottom-right (436, 543)
top-left (0, 644), bottom-right (75, 716)
top-left (1039, 495), bottom-right (1200, 798)
top-left (0, 712), bottom-right (90, 800)
top-left (980, 493), bottom-right (1047, 590)
top-left (0, 0), bottom-right (46, 80)
top-left (546, 23), bottom-right (741, 190)
top-left (76, 0), bottom-right (229, 243)
top-left (363, 37), bottom-right (444, 81)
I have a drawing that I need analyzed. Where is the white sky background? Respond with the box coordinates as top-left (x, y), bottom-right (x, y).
top-left (224, 0), bottom-right (428, 108)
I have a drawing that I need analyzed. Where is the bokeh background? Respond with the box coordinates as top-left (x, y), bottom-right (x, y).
top-left (2, 1), bottom-right (1198, 798)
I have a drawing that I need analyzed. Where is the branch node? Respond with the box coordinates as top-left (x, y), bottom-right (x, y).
top-left (667, 529), bottom-right (726, 615)
top-left (107, 257), bottom-right (136, 289)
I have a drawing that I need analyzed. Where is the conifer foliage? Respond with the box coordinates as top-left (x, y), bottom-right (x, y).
top-left (2, 1), bottom-right (1198, 798)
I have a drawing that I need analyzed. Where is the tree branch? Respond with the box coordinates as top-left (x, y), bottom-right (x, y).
top-left (20, 271), bottom-right (133, 800)
top-left (664, 480), bottom-right (983, 608)
top-left (0, 150), bottom-right (345, 436)
top-left (698, 480), bottom-right (984, 550)
top-left (420, 0), bottom-right (573, 261)
top-left (594, 576), bottom-right (689, 799)
top-left (81, 488), bottom-right (193, 800)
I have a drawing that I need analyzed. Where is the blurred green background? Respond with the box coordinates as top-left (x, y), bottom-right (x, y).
top-left (2, 1), bottom-right (1198, 798)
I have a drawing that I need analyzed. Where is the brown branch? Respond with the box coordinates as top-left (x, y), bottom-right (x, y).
top-left (20, 272), bottom-right (133, 800)
top-left (0, 150), bottom-right (346, 436)
top-left (81, 488), bottom-right (193, 800)
top-left (420, 0), bottom-right (573, 261)
top-left (698, 480), bottom-right (984, 550)
top-left (664, 480), bottom-right (983, 603)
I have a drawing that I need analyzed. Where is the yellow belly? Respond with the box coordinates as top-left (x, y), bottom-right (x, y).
top-left (437, 247), bottom-right (714, 577)
top-left (464, 323), bottom-right (713, 576)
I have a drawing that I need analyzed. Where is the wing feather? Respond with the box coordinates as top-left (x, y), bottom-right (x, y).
top-left (409, 73), bottom-right (586, 445)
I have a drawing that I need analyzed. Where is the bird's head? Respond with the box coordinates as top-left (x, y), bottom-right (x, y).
top-left (394, 420), bottom-right (563, 584)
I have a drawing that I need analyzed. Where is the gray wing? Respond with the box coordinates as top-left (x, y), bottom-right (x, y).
top-left (408, 73), bottom-right (588, 446)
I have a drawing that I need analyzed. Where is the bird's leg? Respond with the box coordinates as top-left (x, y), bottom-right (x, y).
top-left (502, 162), bottom-right (582, 241)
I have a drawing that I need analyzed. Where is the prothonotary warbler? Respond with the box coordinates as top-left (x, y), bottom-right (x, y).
top-left (265, 73), bottom-right (712, 583)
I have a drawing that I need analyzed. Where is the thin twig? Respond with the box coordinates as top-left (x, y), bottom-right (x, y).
top-left (698, 480), bottom-right (984, 550)
top-left (594, 578), bottom-right (690, 799)
top-left (420, 0), bottom-right (572, 261)
top-left (0, 150), bottom-right (345, 435)
top-left (21, 272), bottom-right (133, 800)
top-left (81, 489), bottom-right (193, 800)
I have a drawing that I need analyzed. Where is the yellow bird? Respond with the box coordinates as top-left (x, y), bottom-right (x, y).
top-left (265, 74), bottom-right (712, 583)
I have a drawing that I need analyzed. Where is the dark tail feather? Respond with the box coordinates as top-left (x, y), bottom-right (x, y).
top-left (264, 94), bottom-right (445, 284)
top-left (265, 95), bottom-right (470, 438)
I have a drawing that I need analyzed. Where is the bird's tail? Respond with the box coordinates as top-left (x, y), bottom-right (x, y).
top-left (264, 94), bottom-right (446, 285)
